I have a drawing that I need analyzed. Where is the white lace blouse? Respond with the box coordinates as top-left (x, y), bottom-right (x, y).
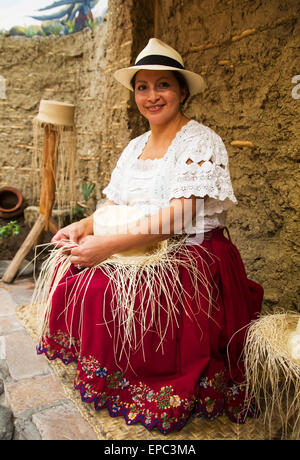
top-left (102, 119), bottom-right (237, 245)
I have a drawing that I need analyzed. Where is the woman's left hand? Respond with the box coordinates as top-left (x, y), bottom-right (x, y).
top-left (69, 235), bottom-right (113, 268)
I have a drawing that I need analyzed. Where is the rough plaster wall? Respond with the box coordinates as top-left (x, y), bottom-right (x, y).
top-left (95, 0), bottom-right (300, 312)
top-left (98, 0), bottom-right (154, 195)
top-left (0, 0), bottom-right (152, 207)
top-left (0, 1), bottom-right (298, 312)
top-left (0, 22), bottom-right (107, 206)
top-left (97, 0), bottom-right (134, 194)
top-left (153, 0), bottom-right (300, 310)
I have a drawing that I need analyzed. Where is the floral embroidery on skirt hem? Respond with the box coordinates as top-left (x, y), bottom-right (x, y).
top-left (37, 335), bottom-right (257, 436)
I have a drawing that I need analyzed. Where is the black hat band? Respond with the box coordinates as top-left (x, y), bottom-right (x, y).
top-left (134, 54), bottom-right (184, 70)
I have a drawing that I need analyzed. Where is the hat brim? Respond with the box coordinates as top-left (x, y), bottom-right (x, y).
top-left (34, 113), bottom-right (74, 126)
top-left (114, 65), bottom-right (206, 96)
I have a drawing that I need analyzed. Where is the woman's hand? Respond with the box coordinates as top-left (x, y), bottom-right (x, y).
top-left (51, 216), bottom-right (93, 248)
top-left (69, 235), bottom-right (113, 268)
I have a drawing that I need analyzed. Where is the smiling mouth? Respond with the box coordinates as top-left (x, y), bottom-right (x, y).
top-left (146, 104), bottom-right (165, 112)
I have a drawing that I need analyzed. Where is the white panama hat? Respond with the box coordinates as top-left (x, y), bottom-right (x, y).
top-left (114, 38), bottom-right (206, 96)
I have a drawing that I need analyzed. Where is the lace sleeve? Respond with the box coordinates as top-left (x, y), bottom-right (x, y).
top-left (168, 127), bottom-right (237, 213)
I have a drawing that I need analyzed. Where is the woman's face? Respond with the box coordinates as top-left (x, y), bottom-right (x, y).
top-left (134, 70), bottom-right (187, 126)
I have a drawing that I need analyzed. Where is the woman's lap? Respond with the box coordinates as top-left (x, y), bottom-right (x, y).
top-left (37, 228), bottom-right (263, 434)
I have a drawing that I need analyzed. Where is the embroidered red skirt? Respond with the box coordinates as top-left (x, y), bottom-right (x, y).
top-left (37, 227), bottom-right (263, 434)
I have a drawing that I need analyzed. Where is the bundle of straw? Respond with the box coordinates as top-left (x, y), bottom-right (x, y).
top-left (32, 119), bottom-right (77, 225)
top-left (32, 232), bottom-right (217, 373)
top-left (244, 311), bottom-right (300, 439)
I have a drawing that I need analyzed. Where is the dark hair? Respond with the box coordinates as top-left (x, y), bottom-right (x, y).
top-left (172, 71), bottom-right (190, 105)
top-left (130, 73), bottom-right (137, 90)
top-left (130, 70), bottom-right (190, 106)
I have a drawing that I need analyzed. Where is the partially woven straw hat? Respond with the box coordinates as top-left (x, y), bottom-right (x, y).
top-left (93, 205), bottom-right (167, 257)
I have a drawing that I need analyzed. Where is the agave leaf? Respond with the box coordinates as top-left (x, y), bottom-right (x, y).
top-left (69, 4), bottom-right (83, 21)
top-left (37, 0), bottom-right (78, 11)
top-left (31, 1), bottom-right (99, 24)
top-left (69, 1), bottom-right (99, 21)
top-left (38, 0), bottom-right (98, 12)
top-left (31, 6), bottom-right (72, 21)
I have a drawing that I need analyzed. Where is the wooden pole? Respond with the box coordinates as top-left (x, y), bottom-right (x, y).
top-left (1, 214), bottom-right (45, 283)
top-left (2, 125), bottom-right (59, 283)
top-left (39, 126), bottom-right (57, 230)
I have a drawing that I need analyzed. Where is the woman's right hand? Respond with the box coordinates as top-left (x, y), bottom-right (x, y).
top-left (51, 200), bottom-right (117, 249)
top-left (51, 215), bottom-right (94, 248)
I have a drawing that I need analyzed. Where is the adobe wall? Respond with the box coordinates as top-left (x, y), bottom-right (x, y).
top-left (97, 0), bottom-right (154, 190)
top-left (0, 21), bottom-right (108, 206)
top-left (0, 0), bottom-right (299, 311)
top-left (154, 0), bottom-right (300, 311)
top-left (106, 0), bottom-right (300, 311)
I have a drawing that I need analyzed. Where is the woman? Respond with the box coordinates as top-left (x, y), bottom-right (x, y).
top-left (37, 39), bottom-right (264, 434)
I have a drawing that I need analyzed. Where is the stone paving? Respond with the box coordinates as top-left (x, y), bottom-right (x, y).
top-left (0, 277), bottom-right (98, 440)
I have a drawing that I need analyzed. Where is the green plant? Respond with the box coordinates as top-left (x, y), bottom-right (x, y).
top-left (30, 1), bottom-right (102, 33)
top-left (8, 26), bottom-right (26, 36)
top-left (24, 25), bottom-right (42, 37)
top-left (64, 20), bottom-right (76, 35)
top-left (41, 21), bottom-right (64, 36)
top-left (0, 220), bottom-right (21, 241)
top-left (81, 182), bottom-right (96, 202)
top-left (87, 17), bottom-right (98, 31)
top-left (66, 182), bottom-right (96, 223)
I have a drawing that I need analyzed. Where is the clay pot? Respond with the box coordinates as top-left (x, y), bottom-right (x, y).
top-left (0, 187), bottom-right (24, 219)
